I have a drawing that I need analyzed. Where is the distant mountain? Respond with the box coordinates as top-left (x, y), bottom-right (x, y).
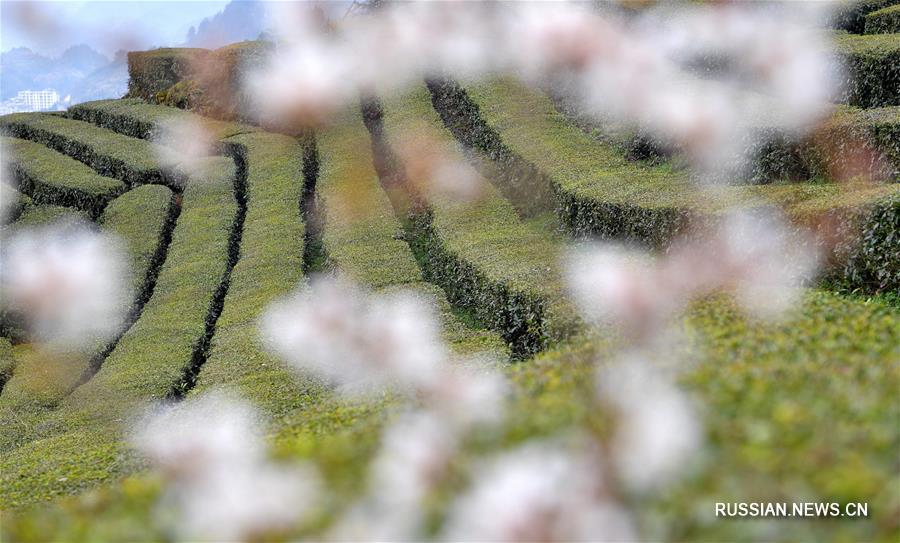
top-left (1, 48), bottom-right (55, 100)
top-left (59, 44), bottom-right (110, 75)
top-left (0, 44), bottom-right (126, 103)
top-left (73, 51), bottom-right (128, 102)
top-left (186, 0), bottom-right (267, 48)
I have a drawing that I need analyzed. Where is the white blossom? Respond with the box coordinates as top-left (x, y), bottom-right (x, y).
top-left (331, 411), bottom-right (456, 541)
top-left (428, 361), bottom-right (509, 429)
top-left (171, 463), bottom-right (315, 542)
top-left (565, 208), bottom-right (818, 339)
top-left (261, 276), bottom-right (447, 395)
top-left (564, 244), bottom-right (675, 338)
top-left (248, 1), bottom-right (838, 175)
top-left (131, 390), bottom-right (265, 478)
top-left (152, 117), bottom-right (217, 182)
top-left (0, 222), bottom-right (130, 348)
top-left (711, 209), bottom-right (819, 319)
top-left (597, 355), bottom-right (702, 492)
top-left (132, 392), bottom-right (319, 541)
top-left (442, 440), bottom-right (635, 542)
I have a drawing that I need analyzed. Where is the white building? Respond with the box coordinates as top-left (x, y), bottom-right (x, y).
top-left (15, 89), bottom-right (60, 111)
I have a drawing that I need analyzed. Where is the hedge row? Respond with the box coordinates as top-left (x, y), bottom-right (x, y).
top-left (434, 78), bottom-right (900, 291)
top-left (0, 184), bottom-right (175, 452)
top-left (866, 4), bottom-right (900, 33)
top-left (369, 87), bottom-right (581, 358)
top-left (126, 48), bottom-right (209, 102)
top-left (67, 98), bottom-right (257, 142)
top-left (7, 286), bottom-right (899, 541)
top-left (0, 114), bottom-right (167, 187)
top-left (425, 79), bottom-right (557, 218)
top-left (835, 32), bottom-right (900, 108)
top-left (60, 98), bottom-right (313, 416)
top-left (427, 77), bottom-right (696, 246)
top-left (0, 338), bottom-right (14, 394)
top-left (0, 205), bottom-right (96, 343)
top-left (189, 132), bottom-right (311, 417)
top-left (3, 137), bottom-right (125, 219)
top-left (819, 192), bottom-right (900, 291)
top-left (0, 158), bottom-right (238, 507)
top-left (126, 42), bottom-right (272, 122)
top-left (317, 108), bottom-right (509, 356)
top-left (832, 0), bottom-right (900, 33)
top-left (69, 100), bottom-right (404, 513)
top-left (749, 105), bottom-right (900, 183)
top-left (0, 182), bottom-right (31, 224)
top-left (546, 87), bottom-right (900, 183)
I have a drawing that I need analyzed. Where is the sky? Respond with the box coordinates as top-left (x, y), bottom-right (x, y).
top-left (1, 0), bottom-right (231, 57)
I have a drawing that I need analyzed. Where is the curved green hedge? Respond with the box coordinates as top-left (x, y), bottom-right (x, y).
top-left (3, 137), bottom-right (125, 219)
top-left (126, 48), bottom-right (209, 102)
top-left (3, 289), bottom-right (898, 542)
top-left (0, 185), bottom-right (174, 449)
top-left (189, 132), bottom-right (310, 416)
top-left (0, 114), bottom-right (167, 187)
top-left (866, 4), bottom-right (900, 33)
top-left (317, 108), bottom-right (509, 356)
top-left (0, 159), bottom-right (237, 507)
top-left (835, 33), bottom-right (900, 108)
top-left (0, 182), bottom-right (31, 224)
top-left (2, 204), bottom-right (88, 233)
top-left (371, 87), bottom-right (581, 357)
top-left (67, 98), bottom-right (257, 142)
top-left (432, 78), bottom-right (900, 291)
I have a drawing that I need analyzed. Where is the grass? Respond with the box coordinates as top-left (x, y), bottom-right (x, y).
top-left (3, 137), bottom-right (125, 219)
top-left (378, 85), bottom-right (582, 356)
top-left (0, 185), bottom-right (173, 429)
top-left (2, 204), bottom-right (89, 232)
top-left (866, 4), bottom-right (900, 34)
top-left (0, 160), bottom-right (235, 507)
top-left (3, 289), bottom-right (897, 542)
top-left (0, 114), bottom-right (167, 187)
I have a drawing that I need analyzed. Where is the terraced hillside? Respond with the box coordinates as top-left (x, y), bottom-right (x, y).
top-left (1, 6), bottom-right (899, 542)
